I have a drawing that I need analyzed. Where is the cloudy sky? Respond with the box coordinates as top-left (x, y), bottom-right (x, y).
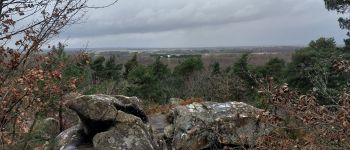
top-left (52, 0), bottom-right (347, 48)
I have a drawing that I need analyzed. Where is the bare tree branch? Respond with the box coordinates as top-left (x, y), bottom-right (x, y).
top-left (86, 0), bottom-right (119, 9)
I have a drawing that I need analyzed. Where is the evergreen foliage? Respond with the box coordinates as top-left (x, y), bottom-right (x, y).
top-left (124, 53), bottom-right (139, 78)
top-left (286, 37), bottom-right (350, 104)
top-left (232, 53), bottom-right (256, 87)
top-left (210, 61), bottom-right (221, 75)
top-left (174, 57), bottom-right (204, 76)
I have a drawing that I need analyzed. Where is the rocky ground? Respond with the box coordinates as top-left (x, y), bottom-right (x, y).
top-left (51, 94), bottom-right (274, 150)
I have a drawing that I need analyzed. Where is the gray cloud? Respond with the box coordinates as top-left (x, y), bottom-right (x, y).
top-left (52, 0), bottom-right (347, 48)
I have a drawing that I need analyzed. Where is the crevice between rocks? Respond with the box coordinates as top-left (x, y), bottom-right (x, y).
top-left (71, 103), bottom-right (149, 148)
top-left (113, 103), bottom-right (149, 123)
top-left (72, 112), bottom-right (115, 148)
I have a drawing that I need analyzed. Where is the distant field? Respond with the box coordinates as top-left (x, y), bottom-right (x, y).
top-left (91, 51), bottom-right (292, 70)
top-left (90, 46), bottom-right (298, 70)
top-left (201, 52), bottom-right (293, 69)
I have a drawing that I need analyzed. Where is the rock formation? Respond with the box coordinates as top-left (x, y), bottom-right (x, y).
top-left (164, 101), bottom-right (273, 150)
top-left (54, 94), bottom-right (157, 150)
top-left (54, 95), bottom-right (273, 150)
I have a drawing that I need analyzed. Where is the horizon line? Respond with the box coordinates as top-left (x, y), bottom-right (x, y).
top-left (62, 45), bottom-right (308, 50)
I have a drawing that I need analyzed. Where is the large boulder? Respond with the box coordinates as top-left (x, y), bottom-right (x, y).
top-left (54, 94), bottom-right (157, 150)
top-left (66, 94), bottom-right (148, 124)
top-left (166, 101), bottom-right (273, 150)
top-left (93, 123), bottom-right (155, 150)
top-left (93, 110), bottom-right (156, 150)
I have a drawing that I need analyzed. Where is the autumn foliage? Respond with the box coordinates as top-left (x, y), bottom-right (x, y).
top-left (0, 0), bottom-right (93, 149)
top-left (254, 62), bottom-right (350, 149)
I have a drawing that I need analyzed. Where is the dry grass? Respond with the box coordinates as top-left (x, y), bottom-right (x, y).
top-left (179, 97), bottom-right (204, 105)
top-left (144, 103), bottom-right (173, 115)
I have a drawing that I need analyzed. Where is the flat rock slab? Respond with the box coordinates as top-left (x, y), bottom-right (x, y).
top-left (167, 101), bottom-right (273, 150)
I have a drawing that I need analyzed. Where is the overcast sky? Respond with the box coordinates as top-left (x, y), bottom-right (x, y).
top-left (51, 0), bottom-right (347, 48)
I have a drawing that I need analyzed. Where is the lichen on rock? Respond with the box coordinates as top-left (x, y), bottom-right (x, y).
top-left (166, 101), bottom-right (274, 150)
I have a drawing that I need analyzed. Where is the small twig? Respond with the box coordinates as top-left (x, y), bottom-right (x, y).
top-left (85, 0), bottom-right (119, 9)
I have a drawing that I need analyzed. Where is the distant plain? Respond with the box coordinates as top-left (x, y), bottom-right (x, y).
top-left (82, 46), bottom-right (299, 69)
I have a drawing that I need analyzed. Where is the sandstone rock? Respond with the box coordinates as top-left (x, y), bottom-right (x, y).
top-left (168, 101), bottom-right (273, 150)
top-left (66, 94), bottom-right (148, 123)
top-left (55, 94), bottom-right (156, 150)
top-left (56, 94), bottom-right (272, 150)
top-left (53, 125), bottom-right (85, 150)
top-left (93, 124), bottom-right (155, 150)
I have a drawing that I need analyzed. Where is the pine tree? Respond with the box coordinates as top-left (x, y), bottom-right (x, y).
top-left (211, 61), bottom-right (221, 75)
top-left (124, 53), bottom-right (139, 78)
top-left (150, 56), bottom-right (170, 79)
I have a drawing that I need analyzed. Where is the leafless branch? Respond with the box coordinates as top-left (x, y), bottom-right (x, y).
top-left (86, 0), bottom-right (119, 9)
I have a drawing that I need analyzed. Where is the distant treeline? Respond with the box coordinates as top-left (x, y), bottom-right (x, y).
top-left (48, 37), bottom-right (349, 106)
